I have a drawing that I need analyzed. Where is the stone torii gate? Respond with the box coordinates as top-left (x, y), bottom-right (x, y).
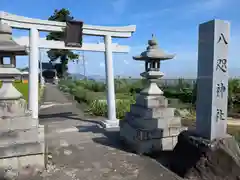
top-left (0, 11), bottom-right (136, 128)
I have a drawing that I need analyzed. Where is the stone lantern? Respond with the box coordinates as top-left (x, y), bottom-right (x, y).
top-left (134, 35), bottom-right (175, 96)
top-left (120, 35), bottom-right (186, 154)
top-left (0, 23), bottom-right (28, 101)
top-left (0, 23), bottom-right (45, 173)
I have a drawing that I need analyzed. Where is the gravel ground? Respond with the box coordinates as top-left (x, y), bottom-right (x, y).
top-left (30, 84), bottom-right (182, 180)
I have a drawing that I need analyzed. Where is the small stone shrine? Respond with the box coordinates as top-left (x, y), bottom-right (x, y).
top-left (0, 24), bottom-right (45, 173)
top-left (41, 62), bottom-right (58, 84)
top-left (120, 35), bottom-right (186, 154)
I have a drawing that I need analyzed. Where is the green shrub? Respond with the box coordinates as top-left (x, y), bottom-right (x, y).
top-left (116, 98), bottom-right (135, 119)
top-left (164, 89), bottom-right (194, 104)
top-left (88, 100), bottom-right (108, 117)
top-left (59, 85), bottom-right (70, 93)
top-left (58, 78), bottom-right (240, 121)
top-left (88, 98), bottom-right (135, 119)
top-left (74, 80), bottom-right (106, 92)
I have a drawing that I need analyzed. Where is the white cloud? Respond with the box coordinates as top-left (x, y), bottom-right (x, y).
top-left (123, 59), bottom-right (129, 64)
top-left (99, 62), bottom-right (105, 68)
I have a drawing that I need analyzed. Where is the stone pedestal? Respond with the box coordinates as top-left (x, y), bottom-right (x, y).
top-left (168, 130), bottom-right (240, 180)
top-left (120, 92), bottom-right (186, 154)
top-left (0, 67), bottom-right (45, 172)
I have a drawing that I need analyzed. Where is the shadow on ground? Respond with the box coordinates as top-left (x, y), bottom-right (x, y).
top-left (39, 111), bottom-right (124, 149)
top-left (39, 111), bottom-right (102, 125)
top-left (76, 124), bottom-right (135, 154)
top-left (76, 122), bottom-right (176, 171)
top-left (40, 111), bottom-right (179, 176)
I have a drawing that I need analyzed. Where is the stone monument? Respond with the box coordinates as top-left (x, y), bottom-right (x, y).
top-left (168, 20), bottom-right (240, 180)
top-left (196, 19), bottom-right (229, 140)
top-left (0, 23), bottom-right (45, 173)
top-left (120, 35), bottom-right (186, 154)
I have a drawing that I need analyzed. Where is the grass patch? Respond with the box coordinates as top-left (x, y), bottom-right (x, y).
top-left (227, 126), bottom-right (240, 142)
top-left (13, 82), bottom-right (29, 101)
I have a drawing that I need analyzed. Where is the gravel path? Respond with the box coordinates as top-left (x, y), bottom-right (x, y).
top-left (35, 84), bottom-right (182, 180)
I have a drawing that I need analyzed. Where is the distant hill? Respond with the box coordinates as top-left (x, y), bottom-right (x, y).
top-left (70, 67), bottom-right (240, 82)
top-left (70, 74), bottom-right (86, 80)
top-left (70, 69), bottom-right (240, 82)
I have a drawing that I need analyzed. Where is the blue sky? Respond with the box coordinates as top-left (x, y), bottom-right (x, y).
top-left (1, 0), bottom-right (240, 78)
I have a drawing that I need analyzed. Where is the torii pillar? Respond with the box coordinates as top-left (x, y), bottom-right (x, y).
top-left (0, 11), bottom-right (136, 126)
top-left (28, 28), bottom-right (39, 119)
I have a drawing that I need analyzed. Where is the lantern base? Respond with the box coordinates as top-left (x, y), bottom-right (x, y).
top-left (140, 81), bottom-right (163, 96)
top-left (0, 80), bottom-right (22, 100)
top-left (120, 86), bottom-right (186, 154)
top-left (120, 119), bottom-right (187, 154)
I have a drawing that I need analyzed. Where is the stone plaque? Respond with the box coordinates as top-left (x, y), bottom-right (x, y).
top-left (196, 20), bottom-right (230, 140)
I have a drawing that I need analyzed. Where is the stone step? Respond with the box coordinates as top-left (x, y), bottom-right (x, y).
top-left (0, 128), bottom-right (41, 147)
top-left (135, 95), bottom-right (168, 108)
top-left (130, 104), bottom-right (175, 119)
top-left (120, 120), bottom-right (186, 153)
top-left (128, 116), bottom-right (182, 129)
top-left (0, 154), bottom-right (45, 172)
top-left (0, 116), bottom-right (38, 130)
top-left (162, 126), bottom-right (188, 137)
top-left (0, 141), bottom-right (45, 159)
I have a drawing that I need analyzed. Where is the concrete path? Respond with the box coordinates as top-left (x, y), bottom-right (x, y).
top-left (37, 84), bottom-right (182, 180)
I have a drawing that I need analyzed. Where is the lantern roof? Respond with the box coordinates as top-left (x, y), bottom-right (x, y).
top-left (0, 23), bottom-right (28, 56)
top-left (133, 34), bottom-right (175, 61)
